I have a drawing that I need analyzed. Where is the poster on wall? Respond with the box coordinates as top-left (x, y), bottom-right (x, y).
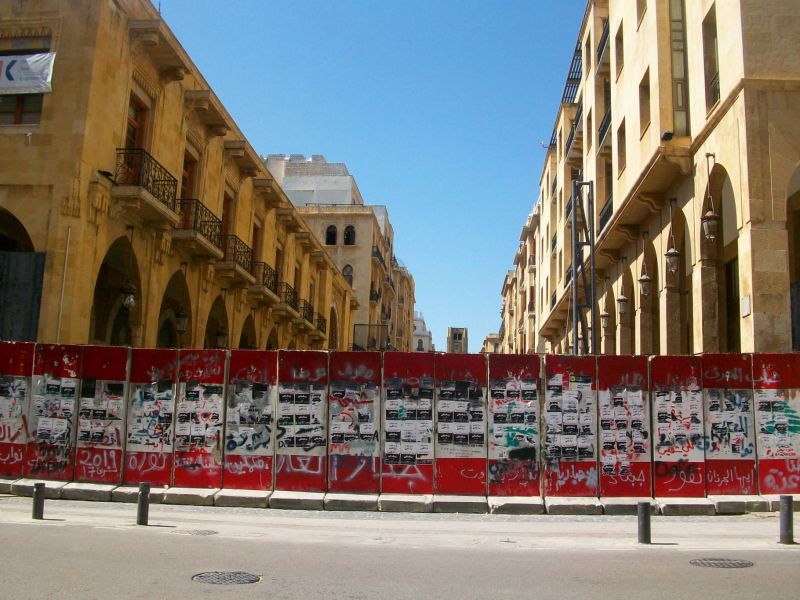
top-left (597, 355), bottom-right (651, 497)
top-left (434, 353), bottom-right (487, 495)
top-left (381, 352), bottom-right (435, 495)
top-left (275, 350), bottom-right (328, 492)
top-left (753, 353), bottom-right (800, 495)
top-left (24, 344), bottom-right (82, 481)
top-left (702, 354), bottom-right (757, 495)
top-left (223, 350), bottom-right (277, 490)
top-left (488, 353), bottom-right (540, 496)
top-left (651, 355), bottom-right (705, 497)
top-left (124, 349), bottom-right (178, 487)
top-left (542, 355), bottom-right (597, 497)
top-left (172, 350), bottom-right (226, 488)
top-left (327, 352), bottom-right (381, 493)
top-left (74, 346), bottom-right (128, 484)
top-left (0, 341), bottom-right (34, 478)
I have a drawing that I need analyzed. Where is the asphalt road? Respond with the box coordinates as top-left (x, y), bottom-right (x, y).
top-left (0, 496), bottom-right (798, 599)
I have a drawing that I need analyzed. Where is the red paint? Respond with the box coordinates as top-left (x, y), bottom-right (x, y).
top-left (81, 345), bottom-right (128, 381)
top-left (543, 461), bottom-right (599, 496)
top-left (274, 350), bottom-right (328, 492)
top-left (753, 354), bottom-right (800, 390)
top-left (0, 341), bottom-right (34, 478)
top-left (328, 455), bottom-right (382, 491)
top-left (706, 459), bottom-right (757, 495)
top-left (702, 354), bottom-right (753, 389)
top-left (223, 350), bottom-right (277, 490)
top-left (758, 458), bottom-right (800, 495)
top-left (435, 457), bottom-right (487, 494)
top-left (488, 354), bottom-right (541, 496)
top-left (123, 349), bottom-right (178, 487)
top-left (381, 352), bottom-right (435, 495)
top-left (653, 460), bottom-right (706, 497)
top-left (597, 355), bottom-right (651, 498)
top-left (74, 447), bottom-right (123, 484)
top-left (172, 447), bottom-right (223, 488)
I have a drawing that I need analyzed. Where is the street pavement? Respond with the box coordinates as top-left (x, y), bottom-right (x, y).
top-left (0, 494), bottom-right (798, 599)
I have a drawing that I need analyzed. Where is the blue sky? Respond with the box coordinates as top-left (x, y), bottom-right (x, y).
top-left (160, 0), bottom-right (586, 352)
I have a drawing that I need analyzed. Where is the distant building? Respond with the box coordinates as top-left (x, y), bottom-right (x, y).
top-left (481, 333), bottom-right (501, 354)
top-left (266, 155), bottom-right (415, 351)
top-left (413, 311), bottom-right (434, 352)
top-left (446, 327), bottom-right (468, 354)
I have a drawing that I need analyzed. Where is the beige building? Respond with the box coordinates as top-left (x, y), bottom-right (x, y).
top-left (267, 155), bottom-right (416, 351)
top-left (446, 327), bottom-right (468, 354)
top-left (413, 311), bottom-right (435, 352)
top-left (502, 0), bottom-right (800, 356)
top-left (481, 332), bottom-right (502, 354)
top-left (0, 0), bottom-right (356, 350)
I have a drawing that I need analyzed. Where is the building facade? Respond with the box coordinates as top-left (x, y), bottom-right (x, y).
top-left (481, 332), bottom-right (501, 354)
top-left (502, 0), bottom-right (800, 356)
top-left (0, 0), bottom-right (355, 350)
top-left (446, 327), bottom-right (468, 354)
top-left (413, 311), bottom-right (434, 352)
top-left (267, 155), bottom-right (416, 351)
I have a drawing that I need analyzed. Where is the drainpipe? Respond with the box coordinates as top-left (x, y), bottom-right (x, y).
top-left (56, 226), bottom-right (71, 343)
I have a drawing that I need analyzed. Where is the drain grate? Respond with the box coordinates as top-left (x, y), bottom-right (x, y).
top-left (192, 571), bottom-right (261, 585)
top-left (690, 558), bottom-right (754, 569)
top-left (172, 529), bottom-right (218, 536)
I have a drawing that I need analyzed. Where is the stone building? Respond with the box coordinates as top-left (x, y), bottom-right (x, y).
top-left (481, 332), bottom-right (501, 354)
top-left (266, 155), bottom-right (416, 351)
top-left (413, 311), bottom-right (434, 352)
top-left (446, 327), bottom-right (468, 354)
top-left (0, 0), bottom-right (355, 350)
top-left (501, 0), bottom-right (800, 355)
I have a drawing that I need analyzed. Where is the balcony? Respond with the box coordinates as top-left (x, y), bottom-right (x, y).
top-left (551, 233), bottom-right (557, 255)
top-left (173, 199), bottom-right (223, 259)
top-left (249, 261), bottom-right (279, 305)
top-left (215, 235), bottom-right (255, 285)
top-left (315, 313), bottom-right (327, 335)
top-left (565, 194), bottom-right (573, 222)
top-left (565, 265), bottom-right (573, 284)
top-left (565, 102), bottom-right (583, 160)
top-left (599, 195), bottom-right (614, 233)
top-left (550, 177), bottom-right (557, 199)
top-left (707, 71), bottom-right (720, 109)
top-left (369, 289), bottom-right (381, 304)
top-left (598, 110), bottom-right (611, 154)
top-left (597, 19), bottom-right (610, 70)
top-left (295, 300), bottom-right (315, 331)
top-left (550, 291), bottom-right (556, 310)
top-left (112, 148), bottom-right (179, 227)
top-left (272, 282), bottom-right (300, 320)
top-left (371, 246), bottom-right (386, 270)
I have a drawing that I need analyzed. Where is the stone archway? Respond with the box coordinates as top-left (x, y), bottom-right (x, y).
top-left (788, 163), bottom-right (800, 351)
top-left (700, 162), bottom-right (741, 352)
top-left (156, 270), bottom-right (192, 349)
top-left (664, 204), bottom-right (693, 355)
top-left (618, 268), bottom-right (634, 355)
top-left (328, 306), bottom-right (339, 350)
top-left (0, 208), bottom-right (35, 251)
top-left (602, 285), bottom-right (616, 355)
top-left (265, 326), bottom-right (279, 350)
top-left (204, 295), bottom-right (229, 349)
top-left (238, 314), bottom-right (257, 349)
top-left (636, 240), bottom-right (660, 355)
top-left (0, 208), bottom-right (43, 341)
top-left (90, 235), bottom-right (142, 346)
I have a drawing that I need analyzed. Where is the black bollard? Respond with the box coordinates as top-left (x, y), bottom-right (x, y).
top-left (32, 482), bottom-right (45, 520)
top-left (779, 495), bottom-right (794, 545)
top-left (136, 482), bottom-right (150, 526)
top-left (637, 501), bottom-right (651, 544)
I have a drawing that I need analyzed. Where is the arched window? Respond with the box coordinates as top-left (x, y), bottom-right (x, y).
top-left (417, 339), bottom-right (424, 351)
top-left (344, 225), bottom-right (356, 245)
top-left (342, 264), bottom-right (353, 287)
top-left (325, 225), bottom-right (337, 245)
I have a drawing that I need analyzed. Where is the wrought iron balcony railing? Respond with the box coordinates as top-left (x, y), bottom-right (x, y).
top-left (597, 19), bottom-right (610, 65)
top-left (371, 245), bottom-right (386, 268)
top-left (550, 291), bottom-right (557, 310)
top-left (599, 195), bottom-right (614, 232)
top-left (598, 107), bottom-right (612, 146)
top-left (115, 148), bottom-right (178, 211)
top-left (251, 261), bottom-right (278, 294)
top-left (565, 102), bottom-right (583, 157)
top-left (707, 71), bottom-right (720, 107)
top-left (299, 300), bottom-right (315, 323)
top-left (369, 289), bottom-right (381, 302)
top-left (315, 313), bottom-right (327, 334)
top-left (278, 282), bottom-right (298, 311)
top-left (565, 265), bottom-right (573, 284)
top-left (551, 233), bottom-right (557, 253)
top-left (218, 235), bottom-right (253, 273)
top-left (177, 198), bottom-right (221, 246)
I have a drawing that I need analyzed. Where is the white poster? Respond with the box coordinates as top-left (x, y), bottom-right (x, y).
top-left (0, 53), bottom-right (56, 94)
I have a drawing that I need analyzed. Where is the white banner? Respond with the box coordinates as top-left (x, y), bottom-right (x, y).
top-left (0, 53), bottom-right (55, 94)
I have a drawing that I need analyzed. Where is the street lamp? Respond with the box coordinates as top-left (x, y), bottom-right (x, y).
top-left (175, 306), bottom-right (188, 335)
top-left (638, 232), bottom-right (652, 297)
top-left (121, 281), bottom-right (137, 310)
top-left (702, 152), bottom-right (720, 243)
top-left (617, 291), bottom-right (629, 316)
top-left (216, 328), bottom-right (228, 349)
top-left (665, 198), bottom-right (680, 274)
top-left (600, 309), bottom-right (610, 330)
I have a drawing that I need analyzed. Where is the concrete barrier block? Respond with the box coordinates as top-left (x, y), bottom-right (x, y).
top-left (111, 485), bottom-right (166, 504)
top-left (762, 494), bottom-right (800, 511)
top-left (378, 493), bottom-right (433, 513)
top-left (600, 497), bottom-right (659, 515)
top-left (708, 495), bottom-right (770, 514)
top-left (11, 479), bottom-right (67, 499)
top-left (324, 493), bottom-right (378, 511)
top-left (656, 497), bottom-right (715, 516)
top-left (0, 478), bottom-right (20, 494)
top-left (269, 490), bottom-right (325, 510)
top-left (433, 495), bottom-right (488, 514)
top-left (60, 482), bottom-right (115, 502)
top-left (545, 496), bottom-right (603, 515)
top-left (488, 496), bottom-right (545, 515)
top-left (213, 489), bottom-right (271, 508)
top-left (162, 487), bottom-right (219, 506)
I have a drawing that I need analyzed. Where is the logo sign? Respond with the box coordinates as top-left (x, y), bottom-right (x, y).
top-left (0, 53), bottom-right (56, 94)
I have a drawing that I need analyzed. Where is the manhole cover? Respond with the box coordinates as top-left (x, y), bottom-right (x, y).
top-left (192, 571), bottom-right (261, 585)
top-left (690, 558), bottom-right (754, 569)
top-left (172, 529), bottom-right (218, 536)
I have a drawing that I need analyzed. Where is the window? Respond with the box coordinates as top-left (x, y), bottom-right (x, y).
top-left (252, 221), bottom-right (262, 261)
top-left (417, 339), bottom-right (424, 351)
top-left (0, 94), bottom-right (42, 125)
top-left (275, 245), bottom-right (284, 280)
top-left (222, 189), bottom-right (235, 235)
top-left (639, 69), bottom-right (651, 134)
top-left (584, 36), bottom-right (592, 76)
top-left (637, 0), bottom-right (647, 26)
top-left (342, 264), bottom-right (353, 286)
top-left (702, 5), bottom-right (720, 111)
top-left (181, 148), bottom-right (198, 198)
top-left (586, 109), bottom-right (593, 150)
top-left (125, 93), bottom-right (148, 149)
top-left (325, 225), bottom-right (337, 245)
top-left (344, 225), bottom-right (356, 245)
top-left (617, 120), bottom-right (627, 174)
top-left (615, 22), bottom-right (624, 77)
